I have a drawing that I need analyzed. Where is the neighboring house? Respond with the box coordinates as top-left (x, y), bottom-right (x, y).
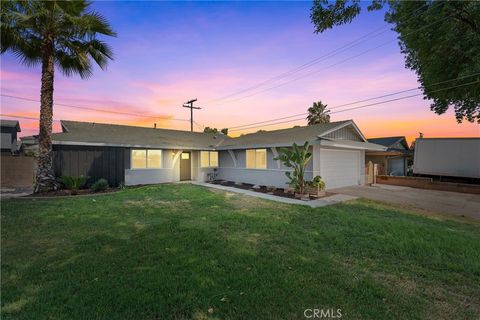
top-left (366, 136), bottom-right (412, 176)
top-left (20, 135), bottom-right (39, 156)
top-left (46, 119), bottom-right (385, 189)
top-left (0, 120), bottom-right (36, 188)
top-left (1, 120), bottom-right (21, 154)
top-left (413, 138), bottom-right (480, 179)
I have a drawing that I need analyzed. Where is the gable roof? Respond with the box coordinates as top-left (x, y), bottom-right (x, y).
top-left (0, 120), bottom-right (21, 132)
top-left (368, 136), bottom-right (409, 150)
top-left (217, 120), bottom-right (361, 149)
top-left (51, 119), bottom-right (385, 151)
top-left (53, 120), bottom-right (229, 150)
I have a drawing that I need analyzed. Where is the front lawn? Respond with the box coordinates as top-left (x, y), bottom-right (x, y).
top-left (2, 184), bottom-right (479, 319)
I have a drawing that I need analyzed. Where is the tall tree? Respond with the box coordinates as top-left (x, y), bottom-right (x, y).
top-left (307, 101), bottom-right (330, 125)
top-left (310, 1), bottom-right (480, 123)
top-left (1, 1), bottom-right (116, 192)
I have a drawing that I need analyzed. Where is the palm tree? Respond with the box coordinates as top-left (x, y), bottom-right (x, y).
top-left (1, 1), bottom-right (116, 192)
top-left (306, 101), bottom-right (330, 125)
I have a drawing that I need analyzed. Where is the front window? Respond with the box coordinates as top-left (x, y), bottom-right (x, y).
top-left (131, 149), bottom-right (147, 169)
top-left (200, 151), bottom-right (218, 168)
top-left (246, 149), bottom-right (267, 169)
top-left (131, 149), bottom-right (162, 169)
top-left (147, 150), bottom-right (162, 168)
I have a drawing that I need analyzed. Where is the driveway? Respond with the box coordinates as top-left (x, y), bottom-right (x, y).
top-left (331, 184), bottom-right (480, 220)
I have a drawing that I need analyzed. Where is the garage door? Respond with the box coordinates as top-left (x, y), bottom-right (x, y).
top-left (320, 149), bottom-right (360, 189)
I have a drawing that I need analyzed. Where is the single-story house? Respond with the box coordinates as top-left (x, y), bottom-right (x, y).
top-left (1, 120), bottom-right (21, 154)
top-left (46, 119), bottom-right (386, 190)
top-left (413, 138), bottom-right (480, 179)
top-left (366, 136), bottom-right (412, 176)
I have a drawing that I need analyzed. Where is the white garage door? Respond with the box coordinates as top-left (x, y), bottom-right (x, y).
top-left (320, 149), bottom-right (360, 189)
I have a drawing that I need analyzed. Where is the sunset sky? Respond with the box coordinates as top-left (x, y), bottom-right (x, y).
top-left (1, 1), bottom-right (478, 144)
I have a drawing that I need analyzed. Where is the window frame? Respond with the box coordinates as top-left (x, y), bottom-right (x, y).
top-left (200, 151), bottom-right (219, 168)
top-left (246, 148), bottom-right (267, 169)
top-left (131, 149), bottom-right (163, 169)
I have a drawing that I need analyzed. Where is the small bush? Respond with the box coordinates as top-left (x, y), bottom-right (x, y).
top-left (58, 175), bottom-right (89, 195)
top-left (91, 178), bottom-right (109, 192)
top-left (309, 175), bottom-right (325, 190)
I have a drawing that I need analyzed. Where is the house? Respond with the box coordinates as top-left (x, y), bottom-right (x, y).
top-left (366, 136), bottom-right (412, 176)
top-left (0, 120), bottom-right (36, 188)
top-left (47, 119), bottom-right (386, 189)
top-left (413, 138), bottom-right (480, 179)
top-left (1, 120), bottom-right (21, 154)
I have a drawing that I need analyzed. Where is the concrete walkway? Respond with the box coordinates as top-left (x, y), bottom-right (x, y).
top-left (192, 182), bottom-right (357, 208)
top-left (330, 184), bottom-right (480, 220)
top-left (1, 187), bottom-right (33, 199)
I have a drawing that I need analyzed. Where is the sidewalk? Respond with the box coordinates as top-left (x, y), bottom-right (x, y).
top-left (191, 182), bottom-right (357, 208)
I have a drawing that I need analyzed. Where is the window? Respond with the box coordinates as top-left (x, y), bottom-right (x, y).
top-left (148, 150), bottom-right (162, 168)
top-left (246, 149), bottom-right (267, 169)
top-left (131, 149), bottom-right (147, 169)
top-left (210, 151), bottom-right (218, 167)
top-left (181, 152), bottom-right (190, 160)
top-left (200, 151), bottom-right (218, 168)
top-left (131, 149), bottom-right (162, 169)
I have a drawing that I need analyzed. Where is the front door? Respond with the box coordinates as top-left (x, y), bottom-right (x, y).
top-left (180, 152), bottom-right (191, 181)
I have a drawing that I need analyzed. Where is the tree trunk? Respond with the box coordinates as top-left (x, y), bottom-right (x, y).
top-left (34, 38), bottom-right (59, 193)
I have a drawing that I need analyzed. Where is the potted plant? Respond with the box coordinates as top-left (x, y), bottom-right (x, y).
top-left (274, 141), bottom-right (312, 200)
top-left (306, 176), bottom-right (326, 197)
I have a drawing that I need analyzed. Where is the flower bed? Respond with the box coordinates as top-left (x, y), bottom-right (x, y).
top-left (26, 187), bottom-right (120, 198)
top-left (211, 180), bottom-right (330, 200)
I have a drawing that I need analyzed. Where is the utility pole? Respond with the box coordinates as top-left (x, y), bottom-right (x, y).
top-left (182, 99), bottom-right (201, 132)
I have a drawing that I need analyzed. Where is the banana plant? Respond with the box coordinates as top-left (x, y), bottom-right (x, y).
top-left (274, 141), bottom-right (312, 195)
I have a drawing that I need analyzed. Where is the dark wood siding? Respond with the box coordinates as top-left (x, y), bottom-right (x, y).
top-left (53, 145), bottom-right (126, 187)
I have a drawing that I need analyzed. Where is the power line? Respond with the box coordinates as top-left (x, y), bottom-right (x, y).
top-left (229, 79), bottom-right (479, 133)
top-left (228, 72), bottom-right (480, 130)
top-left (207, 28), bottom-right (390, 103)
top-left (215, 12), bottom-right (451, 106)
top-left (0, 113), bottom-right (206, 131)
top-left (208, 2), bottom-right (433, 104)
top-left (0, 114), bottom-right (61, 122)
top-left (0, 94), bottom-right (191, 122)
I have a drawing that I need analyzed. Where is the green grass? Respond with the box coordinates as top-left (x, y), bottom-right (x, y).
top-left (2, 184), bottom-right (479, 320)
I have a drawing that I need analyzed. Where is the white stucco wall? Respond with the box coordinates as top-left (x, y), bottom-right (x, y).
top-left (124, 149), bottom-right (215, 185)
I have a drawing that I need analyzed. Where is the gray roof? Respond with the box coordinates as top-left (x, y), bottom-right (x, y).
top-left (53, 121), bottom-right (229, 150)
top-left (368, 136), bottom-right (408, 149)
top-left (51, 119), bottom-right (385, 151)
top-left (0, 120), bottom-right (21, 131)
top-left (217, 120), bottom-right (354, 149)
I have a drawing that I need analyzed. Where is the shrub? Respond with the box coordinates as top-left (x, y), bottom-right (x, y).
top-left (91, 178), bottom-right (109, 192)
top-left (310, 175), bottom-right (326, 190)
top-left (274, 142), bottom-right (312, 194)
top-left (58, 175), bottom-right (89, 195)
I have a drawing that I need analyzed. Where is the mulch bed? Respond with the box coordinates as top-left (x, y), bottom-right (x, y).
top-left (25, 188), bottom-right (120, 198)
top-left (211, 180), bottom-right (331, 200)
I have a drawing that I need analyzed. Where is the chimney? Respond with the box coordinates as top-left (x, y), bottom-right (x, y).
top-left (154, 123), bottom-right (157, 129)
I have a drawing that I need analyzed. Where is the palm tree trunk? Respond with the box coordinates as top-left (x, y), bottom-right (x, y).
top-left (35, 38), bottom-right (59, 193)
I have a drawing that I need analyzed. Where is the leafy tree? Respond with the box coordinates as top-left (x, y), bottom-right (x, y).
top-left (307, 101), bottom-right (330, 125)
top-left (203, 127), bottom-right (218, 134)
top-left (274, 142), bottom-right (312, 195)
top-left (204, 127), bottom-right (229, 135)
top-left (310, 1), bottom-right (480, 123)
top-left (1, 1), bottom-right (116, 192)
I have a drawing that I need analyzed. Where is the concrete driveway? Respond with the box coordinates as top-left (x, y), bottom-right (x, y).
top-left (330, 184), bottom-right (480, 220)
